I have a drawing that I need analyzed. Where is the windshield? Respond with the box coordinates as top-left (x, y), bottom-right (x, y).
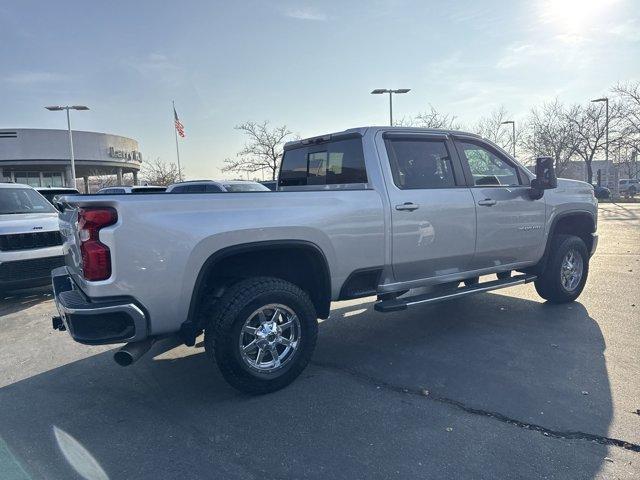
top-left (0, 188), bottom-right (56, 214)
top-left (223, 183), bottom-right (270, 192)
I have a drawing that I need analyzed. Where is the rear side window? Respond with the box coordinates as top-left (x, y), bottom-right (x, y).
top-left (386, 139), bottom-right (456, 189)
top-left (279, 137), bottom-right (367, 187)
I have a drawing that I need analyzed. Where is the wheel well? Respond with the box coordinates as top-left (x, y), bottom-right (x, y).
top-left (522, 212), bottom-right (595, 277)
top-left (551, 212), bottom-right (595, 252)
top-left (189, 242), bottom-right (331, 327)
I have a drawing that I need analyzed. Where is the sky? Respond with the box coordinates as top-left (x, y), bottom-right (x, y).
top-left (1, 0), bottom-right (638, 179)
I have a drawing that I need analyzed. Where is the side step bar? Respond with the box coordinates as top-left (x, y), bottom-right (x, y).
top-left (374, 274), bottom-right (537, 313)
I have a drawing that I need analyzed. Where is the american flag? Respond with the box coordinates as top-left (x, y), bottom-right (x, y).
top-left (174, 107), bottom-right (185, 138)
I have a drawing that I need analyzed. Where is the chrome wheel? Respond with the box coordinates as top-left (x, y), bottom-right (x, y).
top-left (239, 304), bottom-right (300, 373)
top-left (560, 249), bottom-right (584, 292)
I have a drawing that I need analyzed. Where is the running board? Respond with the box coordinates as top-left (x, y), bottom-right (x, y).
top-left (374, 274), bottom-right (537, 313)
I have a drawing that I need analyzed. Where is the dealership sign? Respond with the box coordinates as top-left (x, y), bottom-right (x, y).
top-left (108, 147), bottom-right (142, 161)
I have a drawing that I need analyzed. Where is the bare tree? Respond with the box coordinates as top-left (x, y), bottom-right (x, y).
top-left (222, 121), bottom-right (295, 180)
top-left (88, 171), bottom-right (120, 190)
top-left (565, 103), bottom-right (612, 184)
top-left (522, 100), bottom-right (579, 174)
top-left (414, 105), bottom-right (463, 130)
top-left (394, 105), bottom-right (462, 130)
top-left (141, 157), bottom-right (182, 186)
top-left (612, 81), bottom-right (640, 179)
top-left (473, 106), bottom-right (516, 153)
top-left (613, 81), bottom-right (640, 135)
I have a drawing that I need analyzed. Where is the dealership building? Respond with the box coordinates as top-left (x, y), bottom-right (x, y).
top-left (0, 128), bottom-right (142, 192)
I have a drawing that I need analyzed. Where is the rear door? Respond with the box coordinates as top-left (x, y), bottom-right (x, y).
top-left (453, 137), bottom-right (546, 269)
top-left (381, 132), bottom-right (477, 282)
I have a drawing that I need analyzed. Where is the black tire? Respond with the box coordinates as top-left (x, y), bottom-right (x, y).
top-left (534, 234), bottom-right (589, 304)
top-left (204, 277), bottom-right (318, 395)
top-left (497, 271), bottom-right (511, 280)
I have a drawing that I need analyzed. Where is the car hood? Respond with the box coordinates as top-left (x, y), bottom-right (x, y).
top-left (0, 212), bottom-right (60, 235)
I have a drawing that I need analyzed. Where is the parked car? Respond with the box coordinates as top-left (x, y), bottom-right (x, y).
top-left (36, 187), bottom-right (80, 206)
top-left (51, 127), bottom-right (598, 394)
top-left (592, 185), bottom-right (610, 199)
top-left (0, 183), bottom-right (65, 292)
top-left (97, 185), bottom-right (166, 194)
top-left (166, 180), bottom-right (271, 193)
top-left (260, 180), bottom-right (278, 191)
top-left (619, 179), bottom-right (639, 195)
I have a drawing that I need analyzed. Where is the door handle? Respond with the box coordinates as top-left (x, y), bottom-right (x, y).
top-left (477, 199), bottom-right (497, 207)
top-left (395, 202), bottom-right (420, 211)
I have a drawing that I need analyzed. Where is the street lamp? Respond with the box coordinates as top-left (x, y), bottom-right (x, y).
top-left (371, 88), bottom-right (411, 126)
top-left (501, 120), bottom-right (516, 158)
top-left (591, 97), bottom-right (609, 188)
top-left (45, 105), bottom-right (90, 187)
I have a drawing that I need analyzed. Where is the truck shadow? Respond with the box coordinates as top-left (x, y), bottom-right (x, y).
top-left (0, 292), bottom-right (613, 479)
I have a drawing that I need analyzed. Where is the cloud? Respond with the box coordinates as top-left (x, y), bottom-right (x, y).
top-left (609, 19), bottom-right (640, 42)
top-left (495, 43), bottom-right (537, 69)
top-left (3, 72), bottom-right (69, 84)
top-left (134, 53), bottom-right (181, 74)
top-left (282, 7), bottom-right (327, 21)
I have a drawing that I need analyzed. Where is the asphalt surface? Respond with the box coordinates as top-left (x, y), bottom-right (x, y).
top-left (0, 203), bottom-right (638, 480)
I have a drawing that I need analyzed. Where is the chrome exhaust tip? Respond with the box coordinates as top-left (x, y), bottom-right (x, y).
top-left (114, 338), bottom-right (155, 366)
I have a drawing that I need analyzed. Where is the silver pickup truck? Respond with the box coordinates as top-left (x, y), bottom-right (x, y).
top-left (51, 127), bottom-right (598, 394)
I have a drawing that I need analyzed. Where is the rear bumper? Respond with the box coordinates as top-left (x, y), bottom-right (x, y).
top-left (51, 266), bottom-right (148, 345)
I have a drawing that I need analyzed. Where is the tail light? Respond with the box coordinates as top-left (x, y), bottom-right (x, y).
top-left (78, 207), bottom-right (117, 281)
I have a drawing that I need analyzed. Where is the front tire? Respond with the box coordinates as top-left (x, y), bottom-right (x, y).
top-left (204, 277), bottom-right (318, 395)
top-left (534, 234), bottom-right (589, 303)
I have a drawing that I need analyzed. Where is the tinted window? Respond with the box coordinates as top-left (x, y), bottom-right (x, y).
top-left (386, 139), bottom-right (456, 189)
top-left (279, 137), bottom-right (367, 187)
top-left (222, 183), bottom-right (270, 192)
top-left (458, 141), bottom-right (520, 186)
top-left (172, 184), bottom-right (207, 193)
top-left (132, 187), bottom-right (166, 193)
top-left (205, 184), bottom-right (223, 193)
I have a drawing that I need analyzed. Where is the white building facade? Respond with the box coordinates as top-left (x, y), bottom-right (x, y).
top-left (0, 129), bottom-right (142, 192)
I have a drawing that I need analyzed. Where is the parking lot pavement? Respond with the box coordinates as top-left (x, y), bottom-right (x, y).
top-left (0, 204), bottom-right (638, 480)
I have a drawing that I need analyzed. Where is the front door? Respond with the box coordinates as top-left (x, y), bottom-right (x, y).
top-left (381, 133), bottom-right (477, 283)
top-left (454, 138), bottom-right (547, 270)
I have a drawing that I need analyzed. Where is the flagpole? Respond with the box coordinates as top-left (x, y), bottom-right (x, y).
top-left (173, 100), bottom-right (182, 181)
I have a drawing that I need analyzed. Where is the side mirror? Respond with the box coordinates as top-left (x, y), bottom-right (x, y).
top-left (530, 156), bottom-right (557, 199)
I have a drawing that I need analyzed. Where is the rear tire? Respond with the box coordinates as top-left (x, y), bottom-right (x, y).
top-left (534, 235), bottom-right (589, 304)
top-left (204, 277), bottom-right (318, 395)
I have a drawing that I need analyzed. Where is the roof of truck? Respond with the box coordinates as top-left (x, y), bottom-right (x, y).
top-left (284, 126), bottom-right (482, 149)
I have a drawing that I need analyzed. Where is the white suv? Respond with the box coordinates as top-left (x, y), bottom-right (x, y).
top-left (166, 180), bottom-right (270, 193)
top-left (96, 185), bottom-right (166, 194)
top-left (0, 183), bottom-right (65, 291)
top-left (619, 179), bottom-right (639, 195)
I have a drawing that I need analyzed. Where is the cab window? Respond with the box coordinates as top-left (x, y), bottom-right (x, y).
top-left (386, 138), bottom-right (457, 189)
top-left (457, 141), bottom-right (521, 187)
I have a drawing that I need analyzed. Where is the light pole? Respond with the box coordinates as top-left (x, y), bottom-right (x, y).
top-left (591, 97), bottom-right (609, 188)
top-left (45, 105), bottom-right (89, 188)
top-left (501, 120), bottom-right (516, 158)
top-left (371, 88), bottom-right (411, 126)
